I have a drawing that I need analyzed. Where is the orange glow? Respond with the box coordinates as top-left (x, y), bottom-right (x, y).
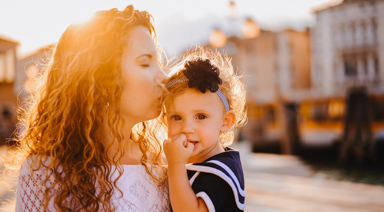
top-left (209, 29), bottom-right (227, 48)
top-left (229, 1), bottom-right (236, 8)
top-left (24, 64), bottom-right (39, 93)
top-left (300, 103), bottom-right (311, 119)
top-left (70, 11), bottom-right (95, 25)
top-left (328, 100), bottom-right (344, 118)
top-left (26, 64), bottom-right (39, 79)
top-left (24, 78), bottom-right (38, 94)
top-left (243, 19), bottom-right (260, 39)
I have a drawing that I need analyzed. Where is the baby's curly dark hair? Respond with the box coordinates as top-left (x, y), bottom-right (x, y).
top-left (164, 47), bottom-right (247, 147)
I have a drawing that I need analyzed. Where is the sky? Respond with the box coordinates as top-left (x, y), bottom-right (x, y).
top-left (0, 0), bottom-right (341, 57)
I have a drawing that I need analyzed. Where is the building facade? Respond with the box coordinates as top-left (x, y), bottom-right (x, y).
top-left (311, 0), bottom-right (384, 96)
top-left (226, 31), bottom-right (279, 105)
top-left (277, 29), bottom-right (312, 101)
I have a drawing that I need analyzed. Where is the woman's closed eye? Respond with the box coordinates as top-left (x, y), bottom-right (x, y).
top-left (138, 57), bottom-right (151, 67)
top-left (141, 62), bottom-right (150, 68)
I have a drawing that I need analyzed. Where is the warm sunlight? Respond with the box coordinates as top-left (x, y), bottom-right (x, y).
top-left (69, 10), bottom-right (96, 25)
top-left (1, 0), bottom-right (337, 56)
top-left (0, 0), bottom-right (129, 56)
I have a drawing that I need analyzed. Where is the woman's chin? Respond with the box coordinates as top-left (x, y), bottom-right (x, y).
top-left (153, 105), bottom-right (163, 117)
top-left (145, 108), bottom-right (162, 121)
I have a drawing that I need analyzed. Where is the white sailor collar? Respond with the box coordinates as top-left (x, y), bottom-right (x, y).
top-left (186, 148), bottom-right (245, 211)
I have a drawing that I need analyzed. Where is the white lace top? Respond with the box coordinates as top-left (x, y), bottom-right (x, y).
top-left (15, 158), bottom-right (170, 212)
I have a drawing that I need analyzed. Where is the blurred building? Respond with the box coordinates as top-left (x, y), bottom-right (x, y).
top-left (206, 28), bottom-right (311, 153)
top-left (226, 31), bottom-right (278, 105)
top-left (0, 35), bottom-right (18, 145)
top-left (277, 29), bottom-right (312, 101)
top-left (299, 0), bottom-right (384, 159)
top-left (213, 29), bottom-right (311, 105)
top-left (188, 0), bottom-right (384, 155)
top-left (311, 0), bottom-right (384, 96)
top-left (0, 41), bottom-right (53, 146)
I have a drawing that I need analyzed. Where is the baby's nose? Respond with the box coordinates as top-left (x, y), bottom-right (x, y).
top-left (181, 120), bottom-right (195, 134)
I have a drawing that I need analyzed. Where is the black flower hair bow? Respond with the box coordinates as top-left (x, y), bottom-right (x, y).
top-left (182, 58), bottom-right (222, 93)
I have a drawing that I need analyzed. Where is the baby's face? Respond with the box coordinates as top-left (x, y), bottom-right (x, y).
top-left (165, 89), bottom-right (226, 163)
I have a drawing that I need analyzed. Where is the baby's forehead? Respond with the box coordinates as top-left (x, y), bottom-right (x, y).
top-left (165, 89), bottom-right (224, 111)
top-left (166, 88), bottom-right (208, 102)
top-left (164, 87), bottom-right (197, 103)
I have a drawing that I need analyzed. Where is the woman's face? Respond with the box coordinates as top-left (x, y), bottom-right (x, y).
top-left (119, 25), bottom-right (167, 125)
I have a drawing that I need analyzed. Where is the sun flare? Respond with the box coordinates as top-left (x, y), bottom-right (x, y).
top-left (69, 11), bottom-right (95, 25)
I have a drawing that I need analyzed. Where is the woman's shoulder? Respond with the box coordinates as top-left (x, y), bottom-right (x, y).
top-left (17, 155), bottom-right (59, 193)
top-left (19, 155), bottom-right (58, 176)
top-left (19, 155), bottom-right (48, 173)
top-left (16, 156), bottom-right (61, 211)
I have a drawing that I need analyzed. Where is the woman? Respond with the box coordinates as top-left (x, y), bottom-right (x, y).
top-left (15, 5), bottom-right (169, 211)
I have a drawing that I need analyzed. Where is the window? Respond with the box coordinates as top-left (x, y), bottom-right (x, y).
top-left (372, 18), bottom-right (378, 44)
top-left (311, 103), bottom-right (328, 121)
top-left (344, 57), bottom-right (357, 77)
top-left (0, 49), bottom-right (15, 83)
top-left (371, 100), bottom-right (384, 122)
top-left (6, 49), bottom-right (15, 82)
top-left (374, 56), bottom-right (379, 75)
top-left (362, 55), bottom-right (368, 75)
top-left (0, 53), bottom-right (4, 82)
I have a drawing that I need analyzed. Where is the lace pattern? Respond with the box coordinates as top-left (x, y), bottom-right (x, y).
top-left (16, 159), bottom-right (170, 212)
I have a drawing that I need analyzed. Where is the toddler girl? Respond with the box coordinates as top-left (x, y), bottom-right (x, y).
top-left (163, 49), bottom-right (247, 212)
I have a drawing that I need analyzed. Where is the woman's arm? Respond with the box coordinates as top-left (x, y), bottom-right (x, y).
top-left (164, 134), bottom-right (208, 212)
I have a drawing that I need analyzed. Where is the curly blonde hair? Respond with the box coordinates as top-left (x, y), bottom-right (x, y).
top-left (163, 47), bottom-right (247, 146)
top-left (16, 5), bottom-right (167, 211)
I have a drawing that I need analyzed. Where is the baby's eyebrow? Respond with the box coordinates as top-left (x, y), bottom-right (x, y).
top-left (191, 109), bottom-right (210, 113)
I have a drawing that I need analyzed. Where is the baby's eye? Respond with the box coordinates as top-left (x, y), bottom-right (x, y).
top-left (197, 114), bottom-right (207, 120)
top-left (171, 115), bottom-right (181, 121)
top-left (141, 63), bottom-right (150, 68)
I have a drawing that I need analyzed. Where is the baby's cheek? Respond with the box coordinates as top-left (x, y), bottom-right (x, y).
top-left (167, 125), bottom-right (178, 137)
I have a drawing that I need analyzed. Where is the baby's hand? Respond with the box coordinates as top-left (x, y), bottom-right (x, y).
top-left (164, 134), bottom-right (194, 165)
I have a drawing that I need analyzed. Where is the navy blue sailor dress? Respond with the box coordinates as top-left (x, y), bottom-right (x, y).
top-left (185, 147), bottom-right (245, 212)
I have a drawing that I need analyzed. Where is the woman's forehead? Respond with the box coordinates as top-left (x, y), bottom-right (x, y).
top-left (125, 26), bottom-right (157, 58)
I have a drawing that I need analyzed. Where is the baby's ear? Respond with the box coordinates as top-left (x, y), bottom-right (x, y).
top-left (221, 110), bottom-right (236, 132)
